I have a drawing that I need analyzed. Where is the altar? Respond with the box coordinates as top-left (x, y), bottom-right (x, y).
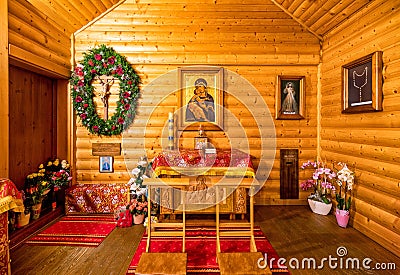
top-left (0, 178), bottom-right (24, 275)
top-left (151, 149), bottom-right (255, 219)
top-left (143, 149), bottom-right (261, 258)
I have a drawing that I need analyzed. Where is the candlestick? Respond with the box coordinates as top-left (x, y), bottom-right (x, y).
top-left (168, 112), bottom-right (174, 150)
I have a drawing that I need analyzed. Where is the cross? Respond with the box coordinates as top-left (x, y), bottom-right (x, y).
top-left (97, 75), bottom-right (114, 120)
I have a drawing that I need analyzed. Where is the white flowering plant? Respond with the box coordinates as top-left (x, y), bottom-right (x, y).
top-left (333, 163), bottom-right (355, 211)
top-left (300, 160), bottom-right (336, 204)
top-left (128, 157), bottom-right (152, 197)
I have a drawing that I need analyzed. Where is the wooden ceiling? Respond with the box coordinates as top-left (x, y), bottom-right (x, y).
top-left (25, 0), bottom-right (374, 40)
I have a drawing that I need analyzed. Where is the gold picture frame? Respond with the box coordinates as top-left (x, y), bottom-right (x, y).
top-left (276, 75), bottom-right (305, 120)
top-left (178, 66), bottom-right (224, 130)
top-left (342, 51), bottom-right (383, 113)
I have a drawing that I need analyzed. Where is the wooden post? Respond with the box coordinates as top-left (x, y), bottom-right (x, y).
top-left (0, 0), bottom-right (9, 178)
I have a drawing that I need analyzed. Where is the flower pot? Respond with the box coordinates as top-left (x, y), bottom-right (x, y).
top-left (16, 211), bottom-right (31, 228)
top-left (133, 214), bottom-right (145, 225)
top-left (31, 203), bottom-right (42, 220)
top-left (308, 199), bottom-right (332, 215)
top-left (335, 208), bottom-right (350, 228)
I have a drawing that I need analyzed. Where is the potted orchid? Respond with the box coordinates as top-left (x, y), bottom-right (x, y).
top-left (300, 160), bottom-right (336, 215)
top-left (128, 156), bottom-right (152, 198)
top-left (333, 162), bottom-right (355, 227)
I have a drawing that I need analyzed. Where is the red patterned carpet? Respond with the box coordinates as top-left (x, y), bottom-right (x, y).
top-left (126, 226), bottom-right (289, 274)
top-left (26, 214), bottom-right (116, 247)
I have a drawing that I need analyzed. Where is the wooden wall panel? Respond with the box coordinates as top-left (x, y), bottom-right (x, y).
top-left (321, 0), bottom-right (400, 256)
top-left (72, 1), bottom-right (320, 205)
top-left (8, 66), bottom-right (57, 189)
top-left (8, 0), bottom-right (71, 77)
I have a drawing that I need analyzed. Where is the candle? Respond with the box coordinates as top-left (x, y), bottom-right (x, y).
top-left (168, 112), bottom-right (174, 150)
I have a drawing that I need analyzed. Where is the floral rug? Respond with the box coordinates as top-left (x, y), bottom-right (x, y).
top-left (126, 226), bottom-right (290, 274)
top-left (25, 214), bottom-right (116, 247)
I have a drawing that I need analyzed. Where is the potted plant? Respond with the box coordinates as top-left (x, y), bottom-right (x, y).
top-left (300, 160), bottom-right (336, 215)
top-left (46, 158), bottom-right (72, 209)
top-left (127, 194), bottom-right (149, 224)
top-left (24, 169), bottom-right (51, 219)
top-left (333, 163), bottom-right (355, 228)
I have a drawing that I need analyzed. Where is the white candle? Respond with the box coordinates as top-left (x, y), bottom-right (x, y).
top-left (168, 112), bottom-right (174, 149)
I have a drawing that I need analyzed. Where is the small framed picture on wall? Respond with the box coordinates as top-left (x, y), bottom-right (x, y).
top-left (342, 51), bottom-right (383, 113)
top-left (99, 156), bottom-right (113, 173)
top-left (276, 75), bottom-right (305, 120)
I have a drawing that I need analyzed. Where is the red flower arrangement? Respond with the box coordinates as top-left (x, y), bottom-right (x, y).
top-left (127, 195), bottom-right (148, 216)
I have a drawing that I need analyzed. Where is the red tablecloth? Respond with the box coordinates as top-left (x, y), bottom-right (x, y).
top-left (151, 149), bottom-right (255, 178)
top-left (0, 178), bottom-right (24, 214)
top-left (65, 183), bottom-right (129, 214)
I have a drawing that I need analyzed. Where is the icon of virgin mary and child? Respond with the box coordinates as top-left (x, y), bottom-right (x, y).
top-left (185, 78), bottom-right (215, 122)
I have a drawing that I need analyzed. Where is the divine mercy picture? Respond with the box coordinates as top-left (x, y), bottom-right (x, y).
top-left (276, 75), bottom-right (305, 120)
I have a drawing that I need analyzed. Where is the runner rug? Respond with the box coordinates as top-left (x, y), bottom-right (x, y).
top-left (126, 226), bottom-right (290, 274)
top-left (25, 214), bottom-right (116, 247)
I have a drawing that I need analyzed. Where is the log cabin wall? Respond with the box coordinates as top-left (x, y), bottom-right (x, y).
top-left (320, 0), bottom-right (400, 255)
top-left (72, 0), bottom-right (321, 204)
top-left (4, 0), bottom-right (119, 181)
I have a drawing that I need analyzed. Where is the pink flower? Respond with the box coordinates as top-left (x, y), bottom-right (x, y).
top-left (75, 67), bottom-right (84, 76)
top-left (95, 54), bottom-right (102, 61)
top-left (75, 96), bottom-right (82, 103)
top-left (88, 60), bottom-right (94, 66)
top-left (116, 66), bottom-right (124, 75)
top-left (80, 113), bottom-right (87, 119)
top-left (91, 69), bottom-right (97, 74)
top-left (124, 104), bottom-right (130, 110)
top-left (93, 126), bottom-right (99, 132)
top-left (118, 117), bottom-right (124, 124)
top-left (108, 56), bottom-right (115, 64)
top-left (83, 103), bottom-right (89, 108)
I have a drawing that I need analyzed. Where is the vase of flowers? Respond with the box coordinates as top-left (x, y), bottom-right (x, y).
top-left (333, 163), bottom-right (355, 228)
top-left (24, 169), bottom-right (51, 219)
top-left (46, 158), bottom-right (72, 209)
top-left (127, 194), bottom-right (148, 225)
top-left (301, 160), bottom-right (336, 215)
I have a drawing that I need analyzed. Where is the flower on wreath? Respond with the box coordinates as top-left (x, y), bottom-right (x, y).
top-left (333, 162), bottom-right (355, 211)
top-left (70, 44), bottom-right (141, 136)
top-left (300, 160), bottom-right (336, 204)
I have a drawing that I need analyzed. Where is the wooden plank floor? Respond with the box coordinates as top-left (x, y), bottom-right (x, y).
top-left (10, 206), bottom-right (400, 274)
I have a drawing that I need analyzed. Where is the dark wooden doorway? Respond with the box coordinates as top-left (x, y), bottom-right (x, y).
top-left (280, 149), bottom-right (299, 199)
top-left (8, 65), bottom-right (57, 189)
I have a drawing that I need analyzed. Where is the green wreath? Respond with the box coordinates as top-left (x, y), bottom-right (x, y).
top-left (70, 45), bottom-right (141, 136)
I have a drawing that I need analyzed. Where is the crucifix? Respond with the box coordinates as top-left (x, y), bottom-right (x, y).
top-left (97, 75), bottom-right (115, 120)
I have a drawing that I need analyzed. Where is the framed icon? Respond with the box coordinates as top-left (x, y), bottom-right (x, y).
top-left (99, 156), bottom-right (113, 173)
top-left (276, 75), bottom-right (305, 120)
top-left (194, 137), bottom-right (208, 150)
top-left (178, 66), bottom-right (224, 130)
top-left (342, 51), bottom-right (383, 113)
